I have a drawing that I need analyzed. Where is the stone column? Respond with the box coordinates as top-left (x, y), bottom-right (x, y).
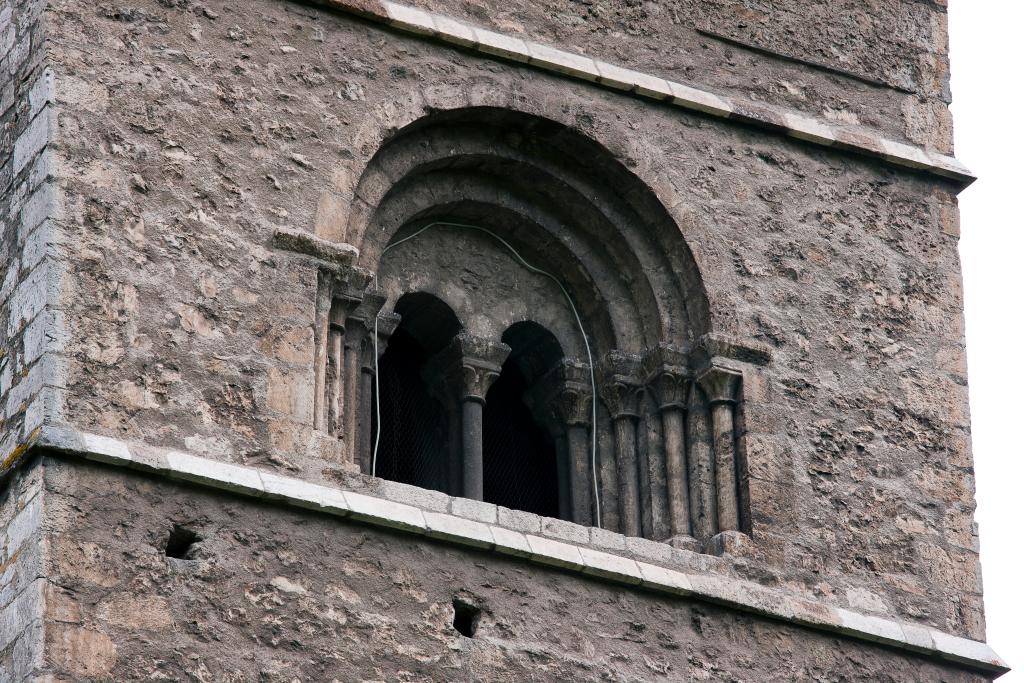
top-left (313, 272), bottom-right (333, 432)
top-left (343, 293), bottom-right (386, 466)
top-left (600, 352), bottom-right (644, 538)
top-left (444, 393), bottom-right (463, 496)
top-left (556, 361), bottom-right (594, 526)
top-left (561, 392), bottom-right (594, 527)
top-left (698, 365), bottom-right (743, 533)
top-left (357, 311), bottom-right (400, 475)
top-left (427, 333), bottom-right (510, 501)
top-left (526, 359), bottom-right (594, 526)
top-left (305, 262), bottom-right (368, 434)
top-left (325, 289), bottom-right (364, 447)
top-left (327, 301), bottom-right (347, 437)
top-left (554, 434), bottom-right (573, 521)
top-left (687, 383), bottom-right (716, 540)
top-left (645, 344), bottom-right (694, 543)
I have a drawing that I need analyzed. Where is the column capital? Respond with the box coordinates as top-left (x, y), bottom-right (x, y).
top-left (348, 291), bottom-right (387, 325)
top-left (426, 333), bottom-right (511, 404)
top-left (697, 364), bottom-right (742, 405)
top-left (527, 358), bottom-right (592, 427)
top-left (360, 312), bottom-right (402, 372)
top-left (599, 351), bottom-right (644, 419)
top-left (643, 343), bottom-right (693, 412)
top-left (341, 292), bottom-right (388, 351)
top-left (366, 310), bottom-right (401, 338)
top-left (329, 287), bottom-right (384, 332)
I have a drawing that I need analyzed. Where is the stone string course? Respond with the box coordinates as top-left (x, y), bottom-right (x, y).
top-left (306, 0), bottom-right (976, 187)
top-left (29, 424), bottom-right (1009, 677)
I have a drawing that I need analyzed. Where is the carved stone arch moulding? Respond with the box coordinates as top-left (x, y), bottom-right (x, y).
top-left (319, 83), bottom-right (680, 246)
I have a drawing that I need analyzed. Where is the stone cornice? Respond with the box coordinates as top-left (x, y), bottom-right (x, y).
top-left (273, 226), bottom-right (360, 269)
top-left (20, 425), bottom-right (1009, 678)
top-left (306, 0), bottom-right (975, 189)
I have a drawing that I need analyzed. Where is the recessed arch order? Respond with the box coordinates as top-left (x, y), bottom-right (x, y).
top-left (347, 106), bottom-right (713, 357)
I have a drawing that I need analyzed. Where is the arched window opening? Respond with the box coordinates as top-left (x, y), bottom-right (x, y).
top-left (373, 292), bottom-right (461, 492)
top-left (335, 108), bottom-right (759, 549)
top-left (482, 322), bottom-right (563, 518)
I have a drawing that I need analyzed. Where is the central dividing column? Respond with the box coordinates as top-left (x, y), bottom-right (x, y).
top-left (600, 352), bottom-right (644, 538)
top-left (428, 333), bottom-right (510, 501)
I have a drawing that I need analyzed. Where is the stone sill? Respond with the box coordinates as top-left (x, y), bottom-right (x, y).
top-left (306, 0), bottom-right (974, 188)
top-left (22, 424), bottom-right (1010, 678)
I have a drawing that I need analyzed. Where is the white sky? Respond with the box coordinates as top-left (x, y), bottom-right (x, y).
top-left (949, 1), bottom-right (1022, 676)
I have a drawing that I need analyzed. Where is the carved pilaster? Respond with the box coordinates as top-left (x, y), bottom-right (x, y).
top-left (325, 293), bottom-right (363, 442)
top-left (339, 292), bottom-right (386, 465)
top-left (318, 266), bottom-right (373, 440)
top-left (599, 351), bottom-right (644, 537)
top-left (644, 344), bottom-right (694, 541)
top-left (697, 363), bottom-right (743, 534)
top-left (355, 311), bottom-right (401, 474)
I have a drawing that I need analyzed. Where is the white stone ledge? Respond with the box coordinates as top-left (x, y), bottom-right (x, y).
top-left (325, 0), bottom-right (975, 187)
top-left (25, 425), bottom-right (1009, 677)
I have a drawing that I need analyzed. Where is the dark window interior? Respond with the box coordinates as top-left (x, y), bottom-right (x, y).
top-left (373, 293), bottom-right (564, 519)
top-left (374, 327), bottom-right (449, 492)
top-left (482, 359), bottom-right (560, 517)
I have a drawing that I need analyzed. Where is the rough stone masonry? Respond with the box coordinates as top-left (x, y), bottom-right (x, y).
top-left (0, 0), bottom-right (1009, 680)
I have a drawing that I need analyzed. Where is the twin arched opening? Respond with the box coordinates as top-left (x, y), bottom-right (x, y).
top-left (374, 293), bottom-right (562, 519)
top-left (318, 106), bottom-right (751, 546)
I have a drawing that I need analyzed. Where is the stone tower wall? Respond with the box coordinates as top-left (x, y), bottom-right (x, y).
top-left (0, 0), bottom-right (1005, 680)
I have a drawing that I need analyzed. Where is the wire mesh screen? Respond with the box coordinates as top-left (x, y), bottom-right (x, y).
top-left (374, 329), bottom-right (449, 492)
top-left (482, 362), bottom-right (560, 518)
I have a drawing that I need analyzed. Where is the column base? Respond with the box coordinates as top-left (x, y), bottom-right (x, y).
top-left (706, 530), bottom-right (750, 557)
top-left (666, 535), bottom-right (702, 553)
top-left (310, 430), bottom-right (355, 468)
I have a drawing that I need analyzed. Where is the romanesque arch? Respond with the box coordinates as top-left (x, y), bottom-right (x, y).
top-left (314, 107), bottom-right (751, 546)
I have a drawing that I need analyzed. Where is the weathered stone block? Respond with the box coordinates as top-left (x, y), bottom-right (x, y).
top-left (261, 472), bottom-right (350, 515)
top-left (578, 547), bottom-right (642, 585)
top-left (526, 42), bottom-right (598, 82)
top-left (382, 1), bottom-right (435, 36)
top-left (489, 525), bottom-right (532, 558)
top-left (345, 491), bottom-right (427, 533)
top-left (525, 534), bottom-right (583, 570)
top-left (472, 27), bottom-right (529, 62)
top-left (13, 108), bottom-right (49, 176)
top-left (164, 450), bottom-right (264, 496)
top-left (377, 478), bottom-right (451, 513)
top-left (423, 511), bottom-right (494, 548)
top-left (589, 525), bottom-right (627, 552)
top-left (636, 561), bottom-right (692, 595)
top-left (835, 607), bottom-right (905, 644)
top-left (497, 506), bottom-right (542, 534)
top-left (451, 496), bottom-right (497, 523)
top-left (540, 516), bottom-right (589, 545)
top-left (624, 535), bottom-right (673, 564)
